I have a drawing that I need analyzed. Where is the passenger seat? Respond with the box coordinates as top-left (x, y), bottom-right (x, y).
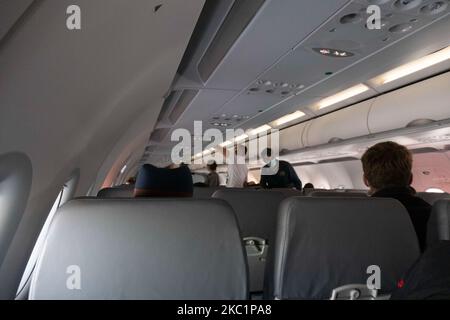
top-left (265, 197), bottom-right (420, 299)
top-left (417, 192), bottom-right (450, 205)
top-left (427, 199), bottom-right (450, 246)
top-left (212, 189), bottom-right (288, 294)
top-left (97, 185), bottom-right (134, 198)
top-left (29, 198), bottom-right (248, 299)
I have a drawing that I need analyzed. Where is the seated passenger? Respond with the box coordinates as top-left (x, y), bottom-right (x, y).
top-left (134, 164), bottom-right (193, 197)
top-left (260, 148), bottom-right (302, 190)
top-left (304, 182), bottom-right (314, 189)
top-left (361, 141), bottom-right (431, 252)
top-left (205, 161), bottom-right (220, 187)
top-left (302, 182), bottom-right (314, 195)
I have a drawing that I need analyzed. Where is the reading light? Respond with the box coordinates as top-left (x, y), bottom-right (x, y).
top-left (375, 46), bottom-right (450, 84)
top-left (273, 111), bottom-right (306, 126)
top-left (249, 125), bottom-right (272, 136)
top-left (318, 84), bottom-right (370, 109)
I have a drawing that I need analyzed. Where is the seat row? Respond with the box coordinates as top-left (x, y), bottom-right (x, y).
top-left (28, 188), bottom-right (450, 299)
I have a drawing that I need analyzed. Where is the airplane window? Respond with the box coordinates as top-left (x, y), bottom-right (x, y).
top-left (425, 188), bottom-right (445, 193)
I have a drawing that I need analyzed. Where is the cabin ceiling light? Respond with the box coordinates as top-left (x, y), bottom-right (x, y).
top-left (375, 46), bottom-right (450, 84)
top-left (234, 133), bottom-right (249, 143)
top-left (318, 84), bottom-right (370, 109)
top-left (220, 140), bottom-right (233, 147)
top-left (313, 48), bottom-right (354, 58)
top-left (274, 111), bottom-right (306, 126)
top-left (249, 125), bottom-right (272, 136)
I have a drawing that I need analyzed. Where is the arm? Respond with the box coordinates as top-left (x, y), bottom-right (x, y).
top-left (286, 162), bottom-right (302, 190)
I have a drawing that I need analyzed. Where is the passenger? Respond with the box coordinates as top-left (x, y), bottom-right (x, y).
top-left (205, 161), bottom-right (220, 187)
top-left (134, 164), bottom-right (193, 197)
top-left (304, 182), bottom-right (314, 189)
top-left (260, 148), bottom-right (302, 190)
top-left (361, 141), bottom-right (431, 252)
top-left (302, 182), bottom-right (314, 195)
top-left (225, 145), bottom-right (248, 188)
top-left (125, 177), bottom-right (136, 185)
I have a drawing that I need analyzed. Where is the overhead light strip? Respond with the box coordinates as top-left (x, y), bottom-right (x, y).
top-left (376, 46), bottom-right (450, 84)
top-left (273, 111), bottom-right (306, 127)
top-left (318, 84), bottom-right (370, 110)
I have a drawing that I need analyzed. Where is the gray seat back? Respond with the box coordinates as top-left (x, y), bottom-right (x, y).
top-left (268, 197), bottom-right (420, 300)
top-left (309, 191), bottom-right (368, 197)
top-left (417, 192), bottom-right (450, 205)
top-left (193, 186), bottom-right (223, 199)
top-left (97, 185), bottom-right (134, 198)
top-left (29, 198), bottom-right (248, 300)
top-left (213, 189), bottom-right (288, 293)
top-left (427, 199), bottom-right (450, 246)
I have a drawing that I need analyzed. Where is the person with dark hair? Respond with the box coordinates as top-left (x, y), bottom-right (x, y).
top-left (260, 148), bottom-right (302, 190)
top-left (205, 161), bottom-right (220, 187)
top-left (304, 183), bottom-right (314, 189)
top-left (361, 141), bottom-right (431, 252)
top-left (134, 164), bottom-right (193, 198)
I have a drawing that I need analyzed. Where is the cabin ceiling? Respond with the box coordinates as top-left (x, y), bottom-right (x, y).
top-left (143, 0), bottom-right (450, 166)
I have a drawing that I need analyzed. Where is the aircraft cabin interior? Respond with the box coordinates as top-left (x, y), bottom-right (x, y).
top-left (1, 0), bottom-right (450, 303)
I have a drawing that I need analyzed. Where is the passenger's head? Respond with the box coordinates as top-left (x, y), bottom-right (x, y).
top-left (361, 141), bottom-right (413, 193)
top-left (304, 183), bottom-right (314, 189)
top-left (207, 161), bottom-right (217, 172)
top-left (262, 148), bottom-right (275, 163)
top-left (134, 164), bottom-right (193, 198)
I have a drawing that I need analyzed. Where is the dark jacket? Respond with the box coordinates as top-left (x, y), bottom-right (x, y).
top-left (260, 160), bottom-right (302, 190)
top-left (372, 186), bottom-right (431, 252)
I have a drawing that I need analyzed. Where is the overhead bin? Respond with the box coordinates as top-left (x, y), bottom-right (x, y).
top-left (304, 99), bottom-right (374, 147)
top-left (279, 121), bottom-right (309, 152)
top-left (368, 72), bottom-right (450, 134)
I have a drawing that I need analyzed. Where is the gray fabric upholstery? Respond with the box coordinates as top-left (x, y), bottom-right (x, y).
top-left (309, 191), bottom-right (368, 197)
top-left (212, 189), bottom-right (287, 244)
top-left (417, 192), bottom-right (450, 205)
top-left (427, 199), bottom-right (450, 246)
top-left (29, 198), bottom-right (248, 300)
top-left (97, 185), bottom-right (134, 198)
top-left (193, 186), bottom-right (223, 199)
top-left (268, 197), bottom-right (420, 300)
top-left (213, 189), bottom-right (289, 293)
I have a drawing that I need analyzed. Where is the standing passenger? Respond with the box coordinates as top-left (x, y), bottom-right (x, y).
top-left (205, 161), bottom-right (220, 187)
top-left (225, 145), bottom-right (248, 188)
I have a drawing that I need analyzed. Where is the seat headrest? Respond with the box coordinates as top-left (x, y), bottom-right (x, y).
top-left (134, 164), bottom-right (193, 198)
top-left (417, 192), bottom-right (450, 205)
top-left (427, 199), bottom-right (450, 246)
top-left (270, 197), bottom-right (420, 299)
top-left (309, 191), bottom-right (368, 197)
top-left (97, 185), bottom-right (134, 198)
top-left (213, 189), bottom-right (287, 243)
top-left (29, 198), bottom-right (248, 299)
